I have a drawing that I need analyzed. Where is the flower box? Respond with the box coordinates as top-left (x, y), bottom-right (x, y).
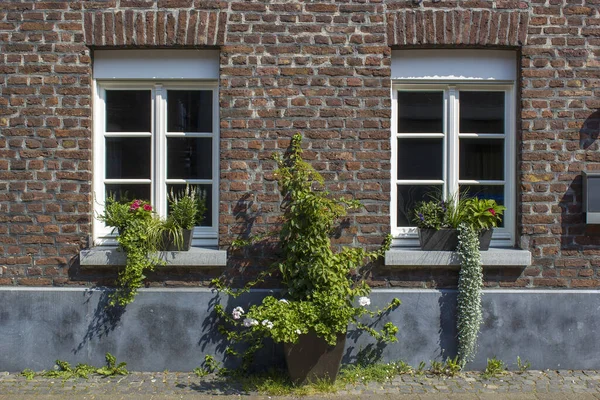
top-left (419, 228), bottom-right (493, 251)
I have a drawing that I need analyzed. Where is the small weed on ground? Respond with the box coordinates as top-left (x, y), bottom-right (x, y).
top-left (481, 357), bottom-right (507, 379)
top-left (21, 353), bottom-right (128, 381)
top-left (516, 356), bottom-right (531, 373)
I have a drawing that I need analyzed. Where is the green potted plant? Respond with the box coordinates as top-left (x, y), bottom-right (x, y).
top-left (212, 134), bottom-right (400, 384)
top-left (98, 197), bottom-right (165, 305)
top-left (163, 185), bottom-right (207, 251)
top-left (412, 193), bottom-right (505, 251)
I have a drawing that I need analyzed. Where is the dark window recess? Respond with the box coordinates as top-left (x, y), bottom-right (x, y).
top-left (459, 138), bottom-right (504, 180)
top-left (398, 91), bottom-right (444, 133)
top-left (105, 90), bottom-right (151, 132)
top-left (167, 138), bottom-right (212, 180)
top-left (167, 90), bottom-right (213, 133)
top-left (105, 137), bottom-right (151, 179)
top-left (459, 91), bottom-right (505, 134)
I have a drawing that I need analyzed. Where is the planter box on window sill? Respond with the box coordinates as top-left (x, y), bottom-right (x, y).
top-left (79, 247), bottom-right (227, 267)
top-left (384, 248), bottom-right (531, 267)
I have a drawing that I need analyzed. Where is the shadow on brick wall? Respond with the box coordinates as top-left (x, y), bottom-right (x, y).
top-left (558, 109), bottom-right (600, 251)
top-left (579, 110), bottom-right (600, 149)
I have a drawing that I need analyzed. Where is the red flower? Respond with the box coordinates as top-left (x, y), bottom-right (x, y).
top-left (143, 204), bottom-right (152, 212)
top-left (488, 208), bottom-right (496, 216)
top-left (129, 199), bottom-right (142, 212)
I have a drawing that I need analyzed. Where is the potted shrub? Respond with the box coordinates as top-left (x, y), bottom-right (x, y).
top-left (412, 194), bottom-right (505, 251)
top-left (163, 185), bottom-right (207, 251)
top-left (98, 197), bottom-right (165, 305)
top-left (212, 134), bottom-right (401, 384)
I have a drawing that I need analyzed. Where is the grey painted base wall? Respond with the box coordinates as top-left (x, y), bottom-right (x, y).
top-left (1, 288), bottom-right (598, 372)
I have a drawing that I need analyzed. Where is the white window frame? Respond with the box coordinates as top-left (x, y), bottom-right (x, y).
top-left (390, 82), bottom-right (516, 248)
top-left (92, 81), bottom-right (219, 248)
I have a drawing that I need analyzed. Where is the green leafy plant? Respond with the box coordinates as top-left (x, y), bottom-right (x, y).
top-left (415, 361), bottom-right (427, 375)
top-left (21, 368), bottom-right (35, 380)
top-left (96, 353), bottom-right (128, 376)
top-left (339, 360), bottom-right (412, 384)
top-left (167, 184), bottom-right (207, 230)
top-left (29, 353), bottom-right (127, 381)
top-left (462, 197), bottom-right (505, 231)
top-left (444, 356), bottom-right (462, 376)
top-left (412, 192), bottom-right (503, 233)
top-left (213, 133), bottom-right (401, 372)
top-left (412, 192), bottom-right (469, 230)
top-left (481, 357), bottom-right (507, 379)
top-left (456, 223), bottom-right (484, 368)
top-left (429, 360), bottom-right (445, 375)
top-left (98, 197), bottom-right (166, 306)
top-left (42, 360), bottom-right (97, 380)
top-left (516, 356), bottom-right (531, 373)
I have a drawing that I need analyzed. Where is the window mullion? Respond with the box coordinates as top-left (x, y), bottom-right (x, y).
top-left (154, 84), bottom-right (167, 218)
top-left (447, 86), bottom-right (459, 199)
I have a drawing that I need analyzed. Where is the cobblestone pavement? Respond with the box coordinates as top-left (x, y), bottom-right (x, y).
top-left (2, 370), bottom-right (600, 399)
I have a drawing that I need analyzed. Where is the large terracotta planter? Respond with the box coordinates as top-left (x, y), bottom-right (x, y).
top-left (162, 228), bottom-right (193, 251)
top-left (418, 228), bottom-right (493, 251)
top-left (284, 331), bottom-right (346, 385)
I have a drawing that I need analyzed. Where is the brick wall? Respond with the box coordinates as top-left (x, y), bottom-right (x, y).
top-left (0, 0), bottom-right (598, 289)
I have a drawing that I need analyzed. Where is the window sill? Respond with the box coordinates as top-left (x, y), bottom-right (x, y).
top-left (384, 248), bottom-right (531, 267)
top-left (80, 247), bottom-right (227, 267)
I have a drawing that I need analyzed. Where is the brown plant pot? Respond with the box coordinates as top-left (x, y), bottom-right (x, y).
top-left (418, 228), bottom-right (494, 251)
top-left (283, 331), bottom-right (346, 385)
top-left (162, 228), bottom-right (193, 251)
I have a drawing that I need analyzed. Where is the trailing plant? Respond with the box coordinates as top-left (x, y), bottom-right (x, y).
top-left (98, 197), bottom-right (165, 306)
top-left (212, 133), bottom-right (401, 372)
top-left (456, 223), bottom-right (484, 368)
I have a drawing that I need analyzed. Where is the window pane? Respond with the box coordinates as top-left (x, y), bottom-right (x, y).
top-left (167, 184), bottom-right (212, 227)
top-left (397, 138), bottom-right (443, 180)
top-left (397, 185), bottom-right (443, 227)
top-left (459, 138), bottom-right (504, 180)
top-left (105, 90), bottom-right (151, 132)
top-left (459, 185), bottom-right (504, 227)
top-left (398, 91), bottom-right (443, 133)
top-left (167, 90), bottom-right (213, 132)
top-left (106, 138), bottom-right (151, 179)
top-left (167, 138), bottom-right (212, 179)
top-left (105, 184), bottom-right (151, 203)
top-left (459, 91), bottom-right (504, 133)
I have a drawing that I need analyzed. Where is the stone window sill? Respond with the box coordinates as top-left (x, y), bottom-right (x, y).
top-left (384, 248), bottom-right (531, 267)
top-left (80, 247), bottom-right (227, 267)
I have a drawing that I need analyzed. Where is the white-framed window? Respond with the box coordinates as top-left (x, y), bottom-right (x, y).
top-left (390, 50), bottom-right (517, 247)
top-left (92, 81), bottom-right (219, 247)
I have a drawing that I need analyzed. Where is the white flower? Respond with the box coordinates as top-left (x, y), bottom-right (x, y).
top-left (279, 299), bottom-right (289, 304)
top-left (358, 297), bottom-right (371, 307)
top-left (232, 306), bottom-right (245, 320)
top-left (296, 329), bottom-right (301, 334)
top-left (261, 319), bottom-right (274, 329)
top-left (243, 318), bottom-right (258, 327)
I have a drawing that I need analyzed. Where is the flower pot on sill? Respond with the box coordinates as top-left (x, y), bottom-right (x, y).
top-left (418, 228), bottom-right (459, 251)
top-left (162, 228), bottom-right (193, 251)
top-left (418, 228), bottom-right (493, 251)
top-left (283, 331), bottom-right (346, 385)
